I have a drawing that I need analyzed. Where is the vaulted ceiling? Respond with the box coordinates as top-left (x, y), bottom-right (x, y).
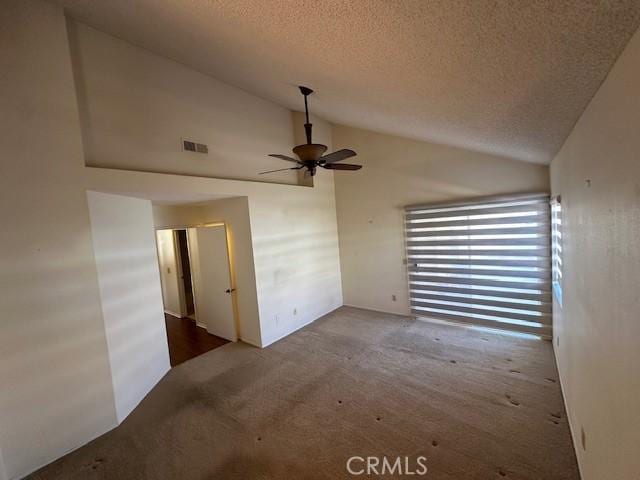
top-left (52, 0), bottom-right (640, 163)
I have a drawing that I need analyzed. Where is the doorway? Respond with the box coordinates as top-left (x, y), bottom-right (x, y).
top-left (156, 225), bottom-right (237, 366)
top-left (175, 229), bottom-right (195, 319)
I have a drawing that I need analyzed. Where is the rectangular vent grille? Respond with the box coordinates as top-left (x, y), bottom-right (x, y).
top-left (182, 139), bottom-right (208, 154)
top-left (405, 193), bottom-right (552, 337)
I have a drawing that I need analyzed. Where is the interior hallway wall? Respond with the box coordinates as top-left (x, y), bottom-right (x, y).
top-left (0, 2), bottom-right (118, 478)
top-left (155, 229), bottom-right (184, 317)
top-left (549, 26), bottom-right (640, 480)
top-left (331, 125), bottom-right (550, 315)
top-left (87, 192), bottom-right (171, 423)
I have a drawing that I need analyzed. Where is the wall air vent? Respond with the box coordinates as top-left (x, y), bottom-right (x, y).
top-left (182, 139), bottom-right (208, 154)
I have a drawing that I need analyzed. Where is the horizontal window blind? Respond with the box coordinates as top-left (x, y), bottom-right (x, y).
top-left (405, 193), bottom-right (552, 337)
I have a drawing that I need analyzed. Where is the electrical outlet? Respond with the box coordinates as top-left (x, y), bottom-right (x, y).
top-left (392, 294), bottom-right (397, 302)
top-left (556, 335), bottom-right (560, 347)
top-left (581, 427), bottom-right (586, 451)
top-left (293, 308), bottom-right (297, 315)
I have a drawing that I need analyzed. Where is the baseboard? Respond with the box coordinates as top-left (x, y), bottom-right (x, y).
top-left (260, 317), bottom-right (317, 348)
top-left (164, 309), bottom-right (182, 318)
top-left (240, 336), bottom-right (261, 348)
top-left (14, 420), bottom-right (117, 480)
top-left (553, 343), bottom-right (585, 480)
top-left (343, 303), bottom-right (412, 318)
top-left (260, 304), bottom-right (342, 348)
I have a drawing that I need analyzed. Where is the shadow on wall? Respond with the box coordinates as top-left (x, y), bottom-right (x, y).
top-left (87, 191), bottom-right (170, 423)
top-left (250, 195), bottom-right (343, 341)
top-left (0, 245), bottom-right (118, 475)
top-left (92, 247), bottom-right (170, 414)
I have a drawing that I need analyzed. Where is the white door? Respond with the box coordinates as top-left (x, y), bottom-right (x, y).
top-left (188, 226), bottom-right (237, 341)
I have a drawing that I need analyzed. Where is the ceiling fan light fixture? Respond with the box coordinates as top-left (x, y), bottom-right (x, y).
top-left (260, 86), bottom-right (361, 177)
top-left (292, 143), bottom-right (327, 161)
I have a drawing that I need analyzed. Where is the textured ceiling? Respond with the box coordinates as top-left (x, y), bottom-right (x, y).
top-left (52, 0), bottom-right (640, 163)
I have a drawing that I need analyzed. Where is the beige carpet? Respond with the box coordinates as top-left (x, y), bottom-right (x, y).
top-left (30, 306), bottom-right (580, 479)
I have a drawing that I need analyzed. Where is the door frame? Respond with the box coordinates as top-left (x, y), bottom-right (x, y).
top-left (155, 222), bottom-right (239, 341)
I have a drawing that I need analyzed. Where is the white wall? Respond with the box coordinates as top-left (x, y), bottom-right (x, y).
top-left (156, 229), bottom-right (184, 317)
top-left (87, 192), bottom-right (171, 423)
top-left (0, 2), bottom-right (118, 478)
top-left (92, 165), bottom-right (344, 348)
top-left (550, 26), bottom-right (640, 480)
top-left (152, 187), bottom-right (339, 349)
top-left (332, 125), bottom-right (550, 315)
top-left (68, 20), bottom-right (300, 185)
top-left (1, 2), bottom-right (342, 475)
top-left (68, 19), bottom-right (343, 348)
top-left (0, 446), bottom-right (7, 480)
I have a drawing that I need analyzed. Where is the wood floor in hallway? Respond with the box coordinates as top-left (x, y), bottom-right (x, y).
top-left (164, 313), bottom-right (229, 366)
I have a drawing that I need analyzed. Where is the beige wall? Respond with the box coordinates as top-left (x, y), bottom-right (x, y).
top-left (70, 19), bottom-right (344, 347)
top-left (68, 21), bottom-right (300, 185)
top-left (87, 192), bottom-right (170, 423)
top-left (332, 125), bottom-right (550, 315)
top-left (0, 2), bottom-right (343, 477)
top-left (550, 27), bottom-right (640, 480)
top-left (0, 2), bottom-right (118, 478)
top-left (99, 164), bottom-right (344, 348)
top-left (0, 447), bottom-right (5, 480)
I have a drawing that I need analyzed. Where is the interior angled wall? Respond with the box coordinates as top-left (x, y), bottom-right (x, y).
top-left (331, 125), bottom-right (550, 316)
top-left (87, 192), bottom-right (171, 423)
top-left (550, 26), bottom-right (640, 480)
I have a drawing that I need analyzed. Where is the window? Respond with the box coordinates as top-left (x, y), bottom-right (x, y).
top-left (551, 196), bottom-right (563, 306)
top-left (405, 193), bottom-right (552, 337)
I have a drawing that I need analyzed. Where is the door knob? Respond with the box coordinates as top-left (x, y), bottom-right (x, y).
top-left (225, 288), bottom-right (236, 294)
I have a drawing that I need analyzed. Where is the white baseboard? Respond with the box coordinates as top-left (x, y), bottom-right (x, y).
top-left (240, 336), bottom-right (261, 348)
top-left (553, 344), bottom-right (584, 480)
top-left (260, 304), bottom-right (342, 348)
top-left (343, 303), bottom-right (411, 318)
top-left (163, 309), bottom-right (182, 318)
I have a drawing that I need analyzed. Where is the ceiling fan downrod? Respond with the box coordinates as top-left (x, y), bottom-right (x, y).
top-left (300, 85), bottom-right (314, 145)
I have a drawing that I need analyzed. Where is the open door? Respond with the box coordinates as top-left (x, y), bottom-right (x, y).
top-left (188, 225), bottom-right (237, 341)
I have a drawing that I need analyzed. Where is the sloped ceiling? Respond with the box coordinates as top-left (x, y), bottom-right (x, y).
top-left (52, 0), bottom-right (640, 163)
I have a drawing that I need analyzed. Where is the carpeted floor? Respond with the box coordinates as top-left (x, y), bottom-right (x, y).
top-left (30, 306), bottom-right (580, 479)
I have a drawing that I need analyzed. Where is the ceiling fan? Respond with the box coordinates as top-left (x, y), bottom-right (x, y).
top-left (260, 86), bottom-right (362, 177)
